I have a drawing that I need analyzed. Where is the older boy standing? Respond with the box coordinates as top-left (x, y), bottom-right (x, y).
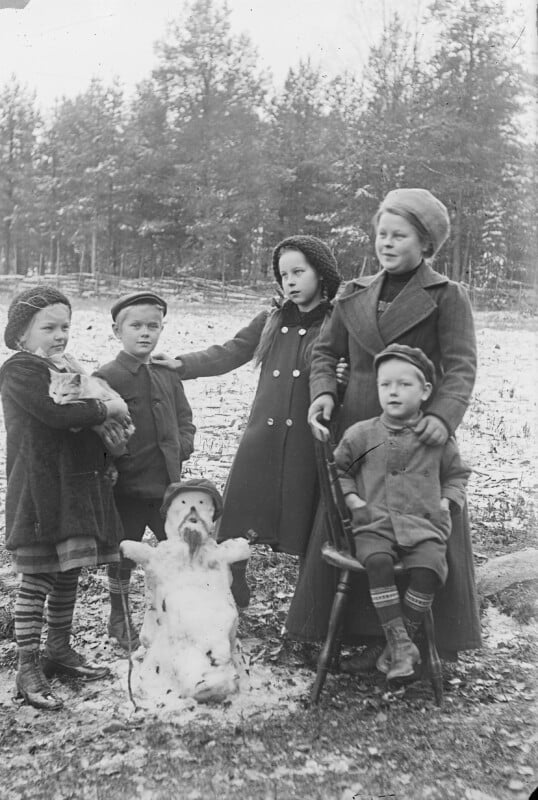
top-left (336, 344), bottom-right (470, 680)
top-left (96, 292), bottom-right (195, 649)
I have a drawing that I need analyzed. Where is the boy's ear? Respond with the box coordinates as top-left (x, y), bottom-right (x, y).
top-left (112, 322), bottom-right (120, 339)
top-left (422, 381), bottom-right (433, 402)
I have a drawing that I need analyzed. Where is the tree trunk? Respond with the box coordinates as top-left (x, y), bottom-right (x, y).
top-left (452, 185), bottom-right (464, 281)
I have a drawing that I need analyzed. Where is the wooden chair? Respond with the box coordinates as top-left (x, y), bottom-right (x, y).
top-left (310, 435), bottom-right (444, 707)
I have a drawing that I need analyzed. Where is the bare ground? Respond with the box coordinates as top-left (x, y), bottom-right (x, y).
top-left (0, 296), bottom-right (536, 800)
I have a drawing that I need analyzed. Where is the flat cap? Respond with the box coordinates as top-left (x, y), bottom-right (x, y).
top-left (374, 344), bottom-right (436, 386)
top-left (160, 479), bottom-right (224, 521)
top-left (111, 291), bottom-right (167, 321)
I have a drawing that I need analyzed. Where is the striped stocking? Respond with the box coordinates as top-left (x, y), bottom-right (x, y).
top-left (15, 574), bottom-right (56, 651)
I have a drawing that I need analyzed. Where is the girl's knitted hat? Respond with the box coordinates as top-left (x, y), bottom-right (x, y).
top-left (377, 188), bottom-right (450, 257)
top-left (272, 235), bottom-right (342, 300)
top-left (4, 285), bottom-right (71, 350)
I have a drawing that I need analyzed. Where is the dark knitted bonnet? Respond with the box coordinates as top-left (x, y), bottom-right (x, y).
top-left (272, 235), bottom-right (341, 300)
top-left (4, 285), bottom-right (71, 350)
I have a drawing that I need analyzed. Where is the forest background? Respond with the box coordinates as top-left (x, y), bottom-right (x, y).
top-left (0, 0), bottom-right (536, 303)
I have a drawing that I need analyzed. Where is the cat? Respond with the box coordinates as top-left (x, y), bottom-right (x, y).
top-left (48, 370), bottom-right (135, 446)
top-left (49, 370), bottom-right (123, 405)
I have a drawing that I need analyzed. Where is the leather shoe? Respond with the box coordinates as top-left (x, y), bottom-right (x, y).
top-left (42, 646), bottom-right (110, 681)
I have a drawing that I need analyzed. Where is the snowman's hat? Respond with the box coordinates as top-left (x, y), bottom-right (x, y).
top-left (160, 479), bottom-right (224, 521)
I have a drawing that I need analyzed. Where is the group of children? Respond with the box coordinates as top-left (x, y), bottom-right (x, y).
top-left (0, 186), bottom-right (481, 711)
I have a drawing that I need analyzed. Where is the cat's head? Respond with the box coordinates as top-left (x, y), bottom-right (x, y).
top-left (48, 370), bottom-right (82, 404)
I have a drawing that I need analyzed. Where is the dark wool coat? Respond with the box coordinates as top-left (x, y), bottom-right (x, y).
top-left (286, 262), bottom-right (482, 654)
top-left (0, 352), bottom-right (123, 551)
top-left (95, 352), bottom-right (195, 499)
top-left (178, 301), bottom-right (331, 555)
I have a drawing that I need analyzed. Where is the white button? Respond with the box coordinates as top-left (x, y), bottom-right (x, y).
top-left (285, 419), bottom-right (293, 427)
top-left (292, 369), bottom-right (300, 378)
top-left (281, 326), bottom-right (288, 333)
top-left (272, 369), bottom-right (280, 377)
top-left (298, 328), bottom-right (307, 336)
top-left (267, 418), bottom-right (274, 426)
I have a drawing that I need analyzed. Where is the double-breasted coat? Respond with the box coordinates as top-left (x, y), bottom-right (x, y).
top-left (178, 300), bottom-right (331, 556)
top-left (286, 261), bottom-right (483, 654)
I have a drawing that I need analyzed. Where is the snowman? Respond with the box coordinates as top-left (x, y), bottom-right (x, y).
top-left (120, 479), bottom-right (250, 704)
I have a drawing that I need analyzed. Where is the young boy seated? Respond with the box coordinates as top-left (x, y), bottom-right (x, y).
top-left (95, 292), bottom-right (196, 649)
top-left (335, 344), bottom-right (470, 681)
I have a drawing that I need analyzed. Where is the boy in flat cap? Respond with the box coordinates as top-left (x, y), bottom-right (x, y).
top-left (95, 292), bottom-right (196, 649)
top-left (335, 344), bottom-right (470, 682)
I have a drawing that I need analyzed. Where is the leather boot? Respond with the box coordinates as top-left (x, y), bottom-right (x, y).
top-left (340, 639), bottom-right (386, 676)
top-left (107, 605), bottom-right (140, 651)
top-left (16, 649), bottom-right (63, 710)
top-left (377, 616), bottom-right (424, 675)
top-left (383, 617), bottom-right (421, 681)
top-left (42, 629), bottom-right (110, 681)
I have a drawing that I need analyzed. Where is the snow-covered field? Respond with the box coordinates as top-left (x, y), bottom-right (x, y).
top-left (0, 294), bottom-right (536, 800)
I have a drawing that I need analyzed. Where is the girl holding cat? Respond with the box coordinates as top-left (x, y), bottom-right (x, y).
top-left (0, 286), bottom-right (126, 710)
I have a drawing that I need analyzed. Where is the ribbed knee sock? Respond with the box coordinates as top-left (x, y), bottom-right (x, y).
top-left (108, 563), bottom-right (131, 612)
top-left (370, 585), bottom-right (402, 625)
top-left (402, 568), bottom-right (438, 637)
top-left (15, 573), bottom-right (56, 651)
top-left (47, 568), bottom-right (80, 642)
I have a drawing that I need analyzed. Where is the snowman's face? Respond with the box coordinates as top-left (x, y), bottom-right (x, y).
top-left (165, 490), bottom-right (216, 554)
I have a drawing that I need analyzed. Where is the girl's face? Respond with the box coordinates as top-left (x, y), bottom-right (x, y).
top-left (375, 212), bottom-right (426, 274)
top-left (279, 249), bottom-right (322, 312)
top-left (20, 303), bottom-right (71, 357)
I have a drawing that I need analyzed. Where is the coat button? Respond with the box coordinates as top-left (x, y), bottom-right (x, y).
top-left (424, 512), bottom-right (431, 520)
top-left (285, 419), bottom-right (293, 427)
top-left (281, 326), bottom-right (288, 333)
top-left (292, 369), bottom-right (300, 377)
top-left (298, 328), bottom-right (307, 336)
top-left (391, 470), bottom-right (398, 476)
top-left (267, 418), bottom-right (274, 426)
top-left (272, 369), bottom-right (280, 377)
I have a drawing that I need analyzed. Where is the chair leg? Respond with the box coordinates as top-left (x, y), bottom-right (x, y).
top-left (311, 569), bottom-right (351, 704)
top-left (423, 608), bottom-right (443, 707)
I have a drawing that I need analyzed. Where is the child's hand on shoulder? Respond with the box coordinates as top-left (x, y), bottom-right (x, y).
top-left (414, 414), bottom-right (449, 446)
top-left (151, 353), bottom-right (181, 370)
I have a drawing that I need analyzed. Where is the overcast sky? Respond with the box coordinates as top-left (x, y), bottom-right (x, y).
top-left (0, 0), bottom-right (533, 108)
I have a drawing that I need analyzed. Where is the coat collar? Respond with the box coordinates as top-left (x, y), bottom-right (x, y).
top-left (117, 350), bottom-right (150, 374)
top-left (281, 299), bottom-right (330, 328)
top-left (338, 262), bottom-right (448, 355)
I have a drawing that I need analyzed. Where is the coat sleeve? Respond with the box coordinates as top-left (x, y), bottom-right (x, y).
top-left (174, 378), bottom-right (196, 461)
top-left (440, 438), bottom-right (471, 509)
top-left (427, 283), bottom-right (477, 434)
top-left (2, 361), bottom-right (107, 430)
top-left (309, 302), bottom-right (350, 402)
top-left (177, 311), bottom-right (268, 379)
top-left (334, 432), bottom-right (361, 497)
